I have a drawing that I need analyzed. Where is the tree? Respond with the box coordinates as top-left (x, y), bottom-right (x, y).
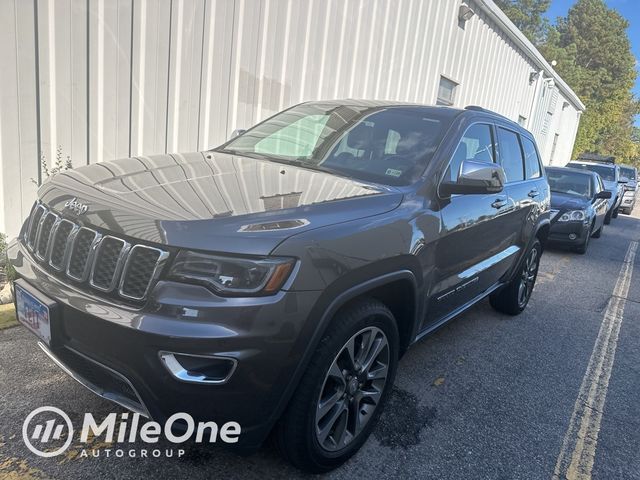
top-left (538, 0), bottom-right (639, 162)
top-left (494, 0), bottom-right (551, 45)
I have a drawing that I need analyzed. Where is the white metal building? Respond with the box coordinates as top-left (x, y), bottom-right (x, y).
top-left (0, 0), bottom-right (584, 237)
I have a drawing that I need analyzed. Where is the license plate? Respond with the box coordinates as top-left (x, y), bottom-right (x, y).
top-left (15, 284), bottom-right (51, 345)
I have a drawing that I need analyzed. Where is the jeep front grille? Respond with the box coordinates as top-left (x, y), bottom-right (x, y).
top-left (23, 203), bottom-right (168, 302)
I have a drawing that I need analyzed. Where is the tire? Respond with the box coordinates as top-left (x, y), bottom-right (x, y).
top-left (274, 298), bottom-right (399, 473)
top-left (612, 206), bottom-right (619, 218)
top-left (604, 209), bottom-right (612, 225)
top-left (592, 222), bottom-right (603, 238)
top-left (490, 238), bottom-right (542, 315)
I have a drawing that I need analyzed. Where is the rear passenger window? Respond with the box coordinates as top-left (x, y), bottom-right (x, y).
top-left (521, 137), bottom-right (542, 179)
top-left (497, 128), bottom-right (525, 182)
top-left (446, 124), bottom-right (495, 182)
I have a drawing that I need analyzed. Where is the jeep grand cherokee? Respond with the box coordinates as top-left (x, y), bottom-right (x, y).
top-left (8, 100), bottom-right (550, 472)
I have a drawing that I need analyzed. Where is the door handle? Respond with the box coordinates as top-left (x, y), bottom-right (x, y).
top-left (528, 189), bottom-right (540, 198)
top-left (491, 198), bottom-right (507, 209)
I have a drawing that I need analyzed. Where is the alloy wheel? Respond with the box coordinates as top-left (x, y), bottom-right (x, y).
top-left (518, 247), bottom-right (539, 308)
top-left (315, 326), bottom-right (390, 452)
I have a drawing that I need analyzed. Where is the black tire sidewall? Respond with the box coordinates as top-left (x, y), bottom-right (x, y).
top-left (277, 299), bottom-right (399, 473)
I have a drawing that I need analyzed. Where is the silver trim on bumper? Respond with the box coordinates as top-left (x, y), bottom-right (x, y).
top-left (158, 351), bottom-right (238, 385)
top-left (38, 342), bottom-right (150, 418)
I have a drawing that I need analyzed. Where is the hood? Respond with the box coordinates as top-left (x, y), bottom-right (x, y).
top-left (37, 152), bottom-right (403, 255)
top-left (550, 191), bottom-right (589, 211)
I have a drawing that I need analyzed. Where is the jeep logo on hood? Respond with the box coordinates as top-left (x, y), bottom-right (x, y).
top-left (64, 197), bottom-right (89, 215)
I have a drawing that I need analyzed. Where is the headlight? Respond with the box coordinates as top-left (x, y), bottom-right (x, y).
top-left (168, 251), bottom-right (295, 296)
top-left (558, 210), bottom-right (586, 222)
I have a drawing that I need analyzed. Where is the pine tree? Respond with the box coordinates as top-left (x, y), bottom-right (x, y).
top-left (494, 0), bottom-right (551, 45)
top-left (541, 0), bottom-right (638, 162)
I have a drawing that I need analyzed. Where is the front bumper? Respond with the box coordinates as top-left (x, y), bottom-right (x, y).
top-left (548, 221), bottom-right (591, 246)
top-left (8, 240), bottom-right (322, 448)
top-left (621, 192), bottom-right (636, 209)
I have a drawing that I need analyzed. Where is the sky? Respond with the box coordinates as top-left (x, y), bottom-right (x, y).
top-left (544, 0), bottom-right (640, 126)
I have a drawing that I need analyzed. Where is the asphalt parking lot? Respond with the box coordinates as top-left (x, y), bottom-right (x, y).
top-left (1, 206), bottom-right (639, 480)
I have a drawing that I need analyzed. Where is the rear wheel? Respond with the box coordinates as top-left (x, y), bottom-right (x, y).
top-left (490, 239), bottom-right (541, 315)
top-left (275, 299), bottom-right (399, 473)
top-left (612, 207), bottom-right (619, 219)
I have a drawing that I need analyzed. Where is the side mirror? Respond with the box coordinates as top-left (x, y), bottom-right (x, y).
top-left (440, 160), bottom-right (506, 196)
top-left (596, 190), bottom-right (612, 199)
top-left (619, 176), bottom-right (629, 184)
top-left (229, 129), bottom-right (246, 140)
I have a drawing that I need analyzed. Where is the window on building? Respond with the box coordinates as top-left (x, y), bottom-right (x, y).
top-left (518, 115), bottom-right (527, 127)
top-left (521, 136), bottom-right (542, 179)
top-left (497, 128), bottom-right (525, 182)
top-left (437, 76), bottom-right (458, 106)
top-left (445, 124), bottom-right (495, 182)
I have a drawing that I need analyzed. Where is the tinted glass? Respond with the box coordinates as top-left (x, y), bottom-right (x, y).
top-left (445, 124), bottom-right (495, 182)
top-left (521, 137), bottom-right (542, 179)
top-left (221, 103), bottom-right (455, 185)
top-left (497, 128), bottom-right (525, 182)
top-left (567, 163), bottom-right (616, 182)
top-left (620, 166), bottom-right (636, 180)
top-left (547, 169), bottom-right (592, 197)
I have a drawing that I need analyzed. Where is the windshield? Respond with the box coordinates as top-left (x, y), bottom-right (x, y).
top-left (620, 166), bottom-right (636, 180)
top-left (218, 103), bottom-right (455, 186)
top-left (567, 163), bottom-right (616, 182)
top-left (547, 170), bottom-right (592, 197)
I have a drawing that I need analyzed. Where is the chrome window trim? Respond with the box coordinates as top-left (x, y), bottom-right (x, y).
top-left (66, 227), bottom-right (101, 282)
top-left (118, 245), bottom-right (169, 300)
top-left (89, 236), bottom-right (130, 292)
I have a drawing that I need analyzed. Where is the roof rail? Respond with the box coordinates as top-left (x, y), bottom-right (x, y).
top-left (464, 105), bottom-right (514, 123)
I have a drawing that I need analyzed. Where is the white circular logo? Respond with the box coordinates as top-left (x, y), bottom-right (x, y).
top-left (22, 406), bottom-right (74, 457)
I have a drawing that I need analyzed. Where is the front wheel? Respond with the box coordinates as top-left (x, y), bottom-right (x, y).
top-left (612, 206), bottom-right (619, 219)
top-left (275, 299), bottom-right (399, 473)
top-left (490, 239), bottom-right (542, 315)
top-left (604, 209), bottom-right (612, 225)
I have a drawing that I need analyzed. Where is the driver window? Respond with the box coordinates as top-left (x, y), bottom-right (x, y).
top-left (445, 124), bottom-right (495, 182)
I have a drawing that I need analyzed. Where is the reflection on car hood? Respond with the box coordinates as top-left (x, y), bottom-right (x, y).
top-left (36, 151), bottom-right (403, 255)
top-left (550, 191), bottom-right (589, 210)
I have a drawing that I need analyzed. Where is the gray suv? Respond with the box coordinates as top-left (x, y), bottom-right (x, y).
top-left (8, 100), bottom-right (550, 472)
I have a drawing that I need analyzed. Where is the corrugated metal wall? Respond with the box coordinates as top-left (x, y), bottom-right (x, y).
top-left (0, 0), bottom-right (583, 236)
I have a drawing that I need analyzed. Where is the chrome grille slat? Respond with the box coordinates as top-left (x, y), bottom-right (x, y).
top-left (90, 236), bottom-right (130, 292)
top-left (119, 245), bottom-right (169, 300)
top-left (22, 203), bottom-right (167, 301)
top-left (27, 204), bottom-right (46, 250)
top-left (66, 228), bottom-right (100, 281)
top-left (35, 212), bottom-right (58, 261)
top-left (49, 219), bottom-right (77, 271)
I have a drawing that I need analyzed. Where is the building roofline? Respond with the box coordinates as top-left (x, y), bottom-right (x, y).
top-left (474, 0), bottom-right (586, 112)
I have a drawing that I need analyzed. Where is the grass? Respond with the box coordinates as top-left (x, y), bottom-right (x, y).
top-left (0, 303), bottom-right (17, 330)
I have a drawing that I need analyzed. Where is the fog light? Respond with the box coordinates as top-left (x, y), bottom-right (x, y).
top-left (159, 351), bottom-right (237, 384)
top-left (568, 233), bottom-right (577, 240)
